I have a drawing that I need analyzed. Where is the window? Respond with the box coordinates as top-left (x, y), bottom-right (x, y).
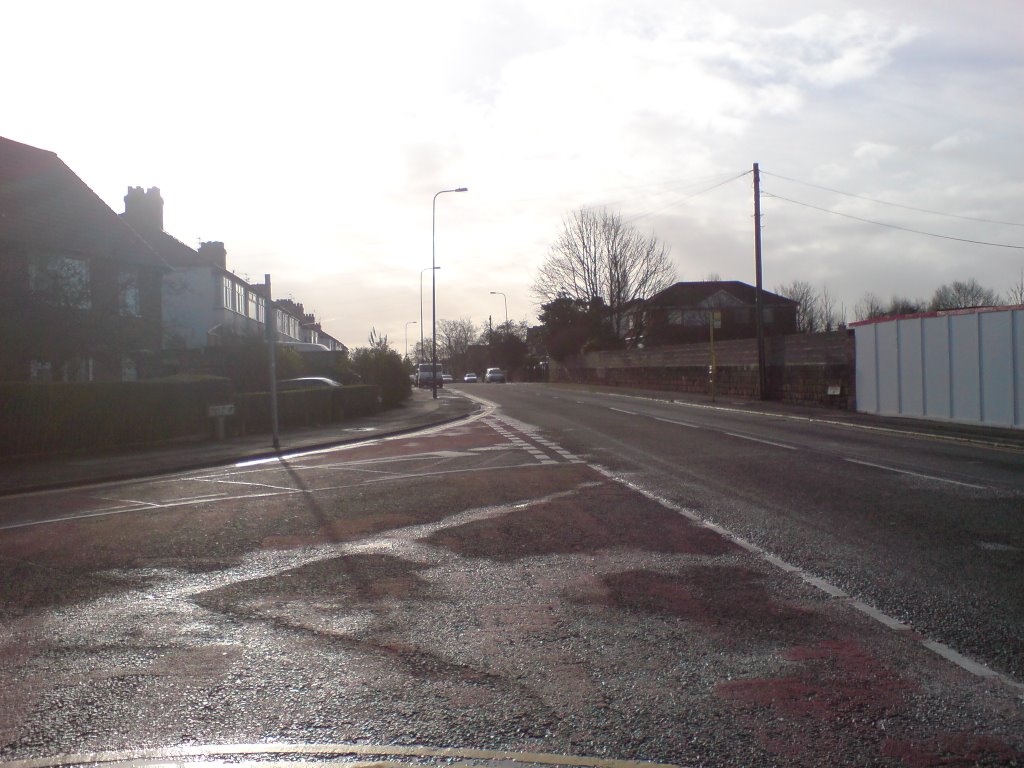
top-left (668, 309), bottom-right (683, 325)
top-left (119, 269), bottom-right (140, 317)
top-left (121, 356), bottom-right (138, 381)
top-left (234, 282), bottom-right (246, 314)
top-left (222, 277), bottom-right (232, 309)
top-left (29, 254), bottom-right (91, 308)
top-left (29, 360), bottom-right (53, 383)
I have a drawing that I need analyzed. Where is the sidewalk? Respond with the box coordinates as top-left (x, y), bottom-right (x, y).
top-left (0, 390), bottom-right (480, 497)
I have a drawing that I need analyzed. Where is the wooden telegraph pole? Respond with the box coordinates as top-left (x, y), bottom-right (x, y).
top-left (753, 163), bottom-right (767, 400)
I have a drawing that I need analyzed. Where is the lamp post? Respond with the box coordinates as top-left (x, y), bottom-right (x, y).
top-left (404, 320), bottom-right (417, 361)
top-left (419, 266), bottom-right (439, 363)
top-left (432, 187), bottom-right (467, 398)
top-left (489, 291), bottom-right (508, 327)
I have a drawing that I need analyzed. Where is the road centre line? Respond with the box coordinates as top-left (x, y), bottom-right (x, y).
top-left (651, 416), bottom-right (701, 428)
top-left (594, 389), bottom-right (1024, 452)
top-left (608, 407), bottom-right (639, 415)
top-left (844, 458), bottom-right (989, 489)
top-left (722, 431), bottom-right (797, 450)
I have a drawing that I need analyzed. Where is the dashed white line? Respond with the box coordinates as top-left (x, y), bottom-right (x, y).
top-left (844, 458), bottom-right (988, 489)
top-left (722, 432), bottom-right (796, 450)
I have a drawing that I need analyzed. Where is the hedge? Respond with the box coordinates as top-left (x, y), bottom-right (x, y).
top-left (0, 377), bottom-right (233, 458)
top-left (231, 384), bottom-right (380, 435)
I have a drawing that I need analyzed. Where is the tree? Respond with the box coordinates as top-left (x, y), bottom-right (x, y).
top-left (853, 293), bottom-right (927, 320)
top-left (484, 319), bottom-right (529, 376)
top-left (775, 281), bottom-right (844, 332)
top-left (437, 317), bottom-right (477, 372)
top-left (537, 295), bottom-right (616, 361)
top-left (351, 328), bottom-right (411, 407)
top-left (929, 279), bottom-right (1000, 311)
top-left (533, 207), bottom-right (675, 333)
top-left (1008, 268), bottom-right (1024, 306)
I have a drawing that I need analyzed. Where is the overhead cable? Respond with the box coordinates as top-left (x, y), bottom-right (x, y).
top-left (762, 170), bottom-right (1023, 228)
top-left (763, 192), bottom-right (1024, 250)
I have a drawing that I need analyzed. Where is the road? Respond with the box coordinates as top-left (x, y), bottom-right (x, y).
top-left (461, 383), bottom-right (1024, 682)
top-left (0, 386), bottom-right (1022, 767)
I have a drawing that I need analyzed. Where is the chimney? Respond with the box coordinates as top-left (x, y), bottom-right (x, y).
top-left (123, 186), bottom-right (164, 231)
top-left (198, 241), bottom-right (227, 270)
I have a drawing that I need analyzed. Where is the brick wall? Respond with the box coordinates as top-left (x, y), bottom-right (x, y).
top-left (551, 330), bottom-right (855, 409)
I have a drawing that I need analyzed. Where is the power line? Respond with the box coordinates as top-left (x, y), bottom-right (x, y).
top-left (763, 192), bottom-right (1024, 250)
top-left (623, 170), bottom-right (752, 224)
top-left (762, 169), bottom-right (1024, 228)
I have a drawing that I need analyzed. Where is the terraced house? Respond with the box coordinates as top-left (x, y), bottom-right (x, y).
top-left (0, 137), bottom-right (164, 382)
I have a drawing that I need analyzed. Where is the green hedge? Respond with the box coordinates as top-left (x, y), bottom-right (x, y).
top-left (0, 377), bottom-right (233, 458)
top-left (231, 385), bottom-right (380, 435)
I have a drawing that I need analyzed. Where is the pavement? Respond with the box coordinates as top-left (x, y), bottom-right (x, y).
top-left (0, 389), bottom-right (481, 497)
top-left (2, 382), bottom-right (1022, 498)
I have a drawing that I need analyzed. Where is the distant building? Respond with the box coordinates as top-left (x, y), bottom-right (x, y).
top-left (0, 137), bottom-right (165, 382)
top-left (121, 187), bottom-right (346, 354)
top-left (636, 281), bottom-right (799, 347)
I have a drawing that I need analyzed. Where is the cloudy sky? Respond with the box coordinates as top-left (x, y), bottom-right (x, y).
top-left (5, 0), bottom-right (1022, 349)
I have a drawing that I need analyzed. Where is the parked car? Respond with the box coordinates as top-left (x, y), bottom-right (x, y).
top-left (463, 372), bottom-right (478, 383)
top-left (442, 373), bottom-right (454, 384)
top-left (484, 367), bottom-right (506, 383)
top-left (278, 377), bottom-right (343, 390)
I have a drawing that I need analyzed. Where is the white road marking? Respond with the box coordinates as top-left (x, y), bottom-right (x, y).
top-left (844, 458), bottom-right (989, 489)
top-left (651, 417), bottom-right (700, 429)
top-left (608, 407), bottom-right (638, 415)
top-left (587, 464), bottom-right (1023, 692)
top-left (722, 432), bottom-right (797, 450)
top-left (0, 742), bottom-right (680, 768)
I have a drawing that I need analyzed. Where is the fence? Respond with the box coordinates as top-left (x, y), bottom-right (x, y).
top-left (853, 307), bottom-right (1024, 429)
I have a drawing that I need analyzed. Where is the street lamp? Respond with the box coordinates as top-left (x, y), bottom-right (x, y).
top-left (404, 320), bottom-right (417, 360)
top-left (419, 266), bottom-right (439, 363)
top-left (432, 186), bottom-right (468, 398)
top-left (490, 291), bottom-right (508, 327)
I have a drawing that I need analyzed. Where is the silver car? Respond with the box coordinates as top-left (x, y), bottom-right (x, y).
top-left (484, 367), bottom-right (505, 383)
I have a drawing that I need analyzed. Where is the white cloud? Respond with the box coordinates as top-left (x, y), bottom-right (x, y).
top-left (931, 131), bottom-right (984, 153)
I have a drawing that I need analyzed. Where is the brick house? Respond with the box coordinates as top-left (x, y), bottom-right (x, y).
top-left (636, 281), bottom-right (799, 347)
top-left (0, 137), bottom-right (165, 382)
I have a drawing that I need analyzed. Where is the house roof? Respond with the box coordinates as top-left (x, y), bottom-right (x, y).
top-left (0, 136), bottom-right (164, 268)
top-left (645, 281), bottom-right (798, 308)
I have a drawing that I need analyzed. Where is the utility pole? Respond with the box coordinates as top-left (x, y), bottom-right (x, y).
top-left (753, 163), bottom-right (767, 400)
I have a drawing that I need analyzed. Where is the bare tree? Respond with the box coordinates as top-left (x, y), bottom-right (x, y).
top-left (1007, 268), bottom-right (1024, 306)
top-left (533, 207), bottom-right (675, 331)
top-left (854, 292), bottom-right (927, 320)
top-left (929, 278), bottom-right (1000, 311)
top-left (774, 280), bottom-right (818, 333)
top-left (437, 317), bottom-right (477, 369)
top-left (776, 280), bottom-right (844, 332)
top-left (854, 292), bottom-right (886, 321)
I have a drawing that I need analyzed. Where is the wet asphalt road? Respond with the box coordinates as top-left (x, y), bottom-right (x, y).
top-left (1, 388), bottom-right (1022, 767)
top-left (463, 384), bottom-right (1024, 684)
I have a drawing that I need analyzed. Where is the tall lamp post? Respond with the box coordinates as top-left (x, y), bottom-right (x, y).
top-left (404, 320), bottom-right (417, 361)
top-left (432, 187), bottom-right (468, 398)
top-left (489, 291), bottom-right (508, 327)
top-left (419, 266), bottom-right (439, 363)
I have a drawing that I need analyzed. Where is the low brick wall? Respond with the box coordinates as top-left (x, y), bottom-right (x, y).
top-left (552, 331), bottom-right (855, 409)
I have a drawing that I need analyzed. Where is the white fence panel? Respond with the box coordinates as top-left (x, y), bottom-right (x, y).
top-left (854, 307), bottom-right (1023, 429)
